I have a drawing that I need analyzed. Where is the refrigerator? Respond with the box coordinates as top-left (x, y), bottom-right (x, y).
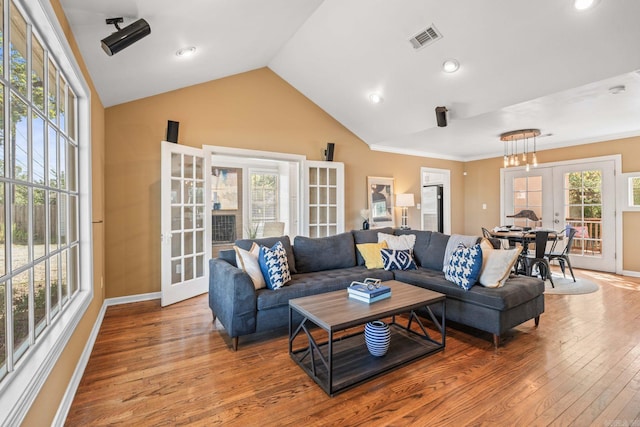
top-left (422, 185), bottom-right (443, 232)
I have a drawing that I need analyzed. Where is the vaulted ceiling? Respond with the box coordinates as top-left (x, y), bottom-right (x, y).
top-left (59, 0), bottom-right (640, 161)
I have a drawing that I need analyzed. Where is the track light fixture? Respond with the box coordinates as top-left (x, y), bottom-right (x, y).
top-left (101, 17), bottom-right (151, 56)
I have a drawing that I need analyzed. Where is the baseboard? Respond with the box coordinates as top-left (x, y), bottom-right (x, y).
top-left (622, 270), bottom-right (640, 278)
top-left (104, 292), bottom-right (162, 307)
top-left (52, 292), bottom-right (161, 426)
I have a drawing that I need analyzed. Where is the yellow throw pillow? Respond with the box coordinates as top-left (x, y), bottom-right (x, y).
top-left (478, 238), bottom-right (522, 288)
top-left (356, 241), bottom-right (389, 269)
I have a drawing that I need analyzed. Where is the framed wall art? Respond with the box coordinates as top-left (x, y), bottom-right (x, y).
top-left (367, 176), bottom-right (395, 228)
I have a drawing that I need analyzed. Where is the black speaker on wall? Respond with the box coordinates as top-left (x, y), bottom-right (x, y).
top-left (435, 106), bottom-right (448, 127)
top-left (167, 120), bottom-right (179, 143)
top-left (325, 142), bottom-right (335, 161)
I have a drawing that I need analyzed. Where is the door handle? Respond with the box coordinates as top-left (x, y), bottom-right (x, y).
top-left (554, 219), bottom-right (560, 224)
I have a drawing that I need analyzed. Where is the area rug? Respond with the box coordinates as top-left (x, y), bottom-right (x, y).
top-left (544, 273), bottom-right (599, 295)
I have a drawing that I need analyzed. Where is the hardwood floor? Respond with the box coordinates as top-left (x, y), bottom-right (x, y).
top-left (65, 269), bottom-right (640, 426)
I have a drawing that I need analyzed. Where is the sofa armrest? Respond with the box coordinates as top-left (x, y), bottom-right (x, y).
top-left (209, 258), bottom-right (257, 338)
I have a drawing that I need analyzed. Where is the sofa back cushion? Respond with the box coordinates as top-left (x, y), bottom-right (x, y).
top-left (394, 229), bottom-right (432, 267)
top-left (235, 235), bottom-right (297, 273)
top-left (293, 232), bottom-right (357, 273)
top-left (351, 227), bottom-right (393, 265)
top-left (419, 231), bottom-right (450, 271)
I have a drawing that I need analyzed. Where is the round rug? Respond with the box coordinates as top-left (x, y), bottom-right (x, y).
top-left (544, 273), bottom-right (599, 295)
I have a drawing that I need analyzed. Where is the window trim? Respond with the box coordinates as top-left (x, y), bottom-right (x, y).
top-left (0, 0), bottom-right (93, 425)
top-left (618, 172), bottom-right (640, 212)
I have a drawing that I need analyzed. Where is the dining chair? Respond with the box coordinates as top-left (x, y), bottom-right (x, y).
top-left (262, 221), bottom-right (285, 237)
top-left (481, 227), bottom-right (492, 239)
top-left (545, 227), bottom-right (577, 282)
top-left (521, 231), bottom-right (554, 287)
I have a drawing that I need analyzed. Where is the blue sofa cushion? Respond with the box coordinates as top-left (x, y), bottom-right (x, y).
top-left (393, 267), bottom-right (544, 311)
top-left (236, 235), bottom-right (297, 274)
top-left (293, 232), bottom-right (356, 273)
top-left (256, 266), bottom-right (394, 311)
top-left (418, 232), bottom-right (450, 271)
top-left (352, 227), bottom-right (394, 266)
top-left (395, 229), bottom-right (432, 267)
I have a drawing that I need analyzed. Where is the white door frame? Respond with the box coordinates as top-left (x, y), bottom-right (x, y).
top-left (500, 154), bottom-right (622, 274)
top-left (420, 167), bottom-right (451, 234)
top-left (203, 145), bottom-right (306, 238)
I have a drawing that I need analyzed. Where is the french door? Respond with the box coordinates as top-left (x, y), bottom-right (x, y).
top-left (551, 161), bottom-right (615, 271)
top-left (160, 141), bottom-right (210, 306)
top-left (503, 159), bottom-right (616, 272)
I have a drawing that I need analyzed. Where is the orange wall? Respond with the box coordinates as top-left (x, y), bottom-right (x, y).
top-left (21, 1), bottom-right (106, 425)
top-left (104, 67), bottom-right (464, 298)
top-left (464, 136), bottom-right (640, 272)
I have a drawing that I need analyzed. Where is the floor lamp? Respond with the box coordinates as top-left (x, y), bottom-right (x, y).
top-left (396, 193), bottom-right (415, 230)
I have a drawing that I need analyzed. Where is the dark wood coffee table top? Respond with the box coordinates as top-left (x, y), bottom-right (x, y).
top-left (289, 280), bottom-right (445, 331)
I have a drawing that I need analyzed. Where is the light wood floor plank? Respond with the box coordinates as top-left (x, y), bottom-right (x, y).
top-left (65, 269), bottom-right (640, 426)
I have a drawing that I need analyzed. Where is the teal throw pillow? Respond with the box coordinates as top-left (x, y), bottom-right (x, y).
top-left (258, 241), bottom-right (291, 290)
top-left (443, 243), bottom-right (483, 290)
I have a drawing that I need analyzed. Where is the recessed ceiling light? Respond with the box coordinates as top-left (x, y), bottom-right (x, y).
top-left (368, 92), bottom-right (384, 104)
top-left (574, 0), bottom-right (598, 10)
top-left (176, 46), bottom-right (196, 57)
top-left (442, 59), bottom-right (460, 73)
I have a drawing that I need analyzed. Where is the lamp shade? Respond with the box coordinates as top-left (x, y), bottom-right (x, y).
top-left (395, 193), bottom-right (415, 208)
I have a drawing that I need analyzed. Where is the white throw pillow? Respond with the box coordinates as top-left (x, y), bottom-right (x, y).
top-left (377, 232), bottom-right (416, 251)
top-left (234, 243), bottom-right (266, 290)
top-left (478, 238), bottom-right (522, 288)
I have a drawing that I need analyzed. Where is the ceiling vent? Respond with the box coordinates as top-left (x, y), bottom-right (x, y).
top-left (409, 25), bottom-right (443, 50)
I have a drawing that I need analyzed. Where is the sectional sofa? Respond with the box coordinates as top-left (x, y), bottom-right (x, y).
top-left (208, 228), bottom-right (544, 350)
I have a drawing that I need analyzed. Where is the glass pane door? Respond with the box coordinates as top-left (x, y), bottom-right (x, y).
top-left (305, 161), bottom-right (344, 238)
top-left (161, 142), bottom-right (209, 306)
top-left (553, 161), bottom-right (615, 271)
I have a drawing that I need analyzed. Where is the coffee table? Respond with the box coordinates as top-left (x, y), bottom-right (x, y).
top-left (288, 280), bottom-right (445, 396)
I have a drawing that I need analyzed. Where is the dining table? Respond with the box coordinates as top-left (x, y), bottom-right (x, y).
top-left (488, 228), bottom-right (561, 279)
top-left (489, 228), bottom-right (561, 245)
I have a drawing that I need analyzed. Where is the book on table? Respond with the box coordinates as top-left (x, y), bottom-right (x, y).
top-left (348, 280), bottom-right (391, 299)
top-left (348, 292), bottom-right (391, 303)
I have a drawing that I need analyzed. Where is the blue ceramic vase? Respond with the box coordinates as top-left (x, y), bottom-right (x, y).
top-left (364, 320), bottom-right (391, 357)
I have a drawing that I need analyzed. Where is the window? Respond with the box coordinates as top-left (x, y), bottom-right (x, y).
top-left (563, 169), bottom-right (603, 255)
top-left (0, 0), bottom-right (91, 424)
top-left (630, 176), bottom-right (640, 207)
top-left (249, 170), bottom-right (279, 235)
top-left (512, 175), bottom-right (542, 227)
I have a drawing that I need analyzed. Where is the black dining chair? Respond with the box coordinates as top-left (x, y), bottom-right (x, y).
top-left (520, 231), bottom-right (554, 287)
top-left (481, 227), bottom-right (492, 239)
top-left (546, 227), bottom-right (577, 282)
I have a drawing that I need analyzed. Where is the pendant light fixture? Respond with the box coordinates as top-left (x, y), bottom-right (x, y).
top-left (501, 129), bottom-right (540, 170)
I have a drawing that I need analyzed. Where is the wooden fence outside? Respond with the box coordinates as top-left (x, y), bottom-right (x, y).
top-left (0, 204), bottom-right (59, 244)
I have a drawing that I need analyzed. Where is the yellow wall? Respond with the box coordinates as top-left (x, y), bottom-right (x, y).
top-left (104, 67), bottom-right (465, 297)
top-left (21, 1), bottom-right (106, 425)
top-left (464, 136), bottom-right (640, 271)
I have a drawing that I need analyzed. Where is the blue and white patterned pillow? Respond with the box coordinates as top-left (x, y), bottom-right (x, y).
top-left (381, 249), bottom-right (417, 271)
top-left (443, 243), bottom-right (483, 290)
top-left (258, 241), bottom-right (291, 290)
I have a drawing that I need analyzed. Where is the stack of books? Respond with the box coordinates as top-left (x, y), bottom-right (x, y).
top-left (348, 280), bottom-right (391, 303)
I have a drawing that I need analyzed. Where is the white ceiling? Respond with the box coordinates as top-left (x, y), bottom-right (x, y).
top-left (59, 0), bottom-right (640, 161)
